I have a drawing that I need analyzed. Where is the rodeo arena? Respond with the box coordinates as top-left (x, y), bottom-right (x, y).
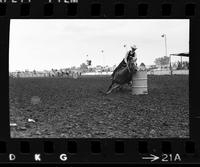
top-left (9, 50), bottom-right (189, 138)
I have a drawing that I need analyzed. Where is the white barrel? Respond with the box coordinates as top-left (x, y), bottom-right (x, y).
top-left (132, 70), bottom-right (148, 95)
top-left (72, 72), bottom-right (78, 79)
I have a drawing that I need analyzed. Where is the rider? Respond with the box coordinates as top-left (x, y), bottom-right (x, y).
top-left (111, 44), bottom-right (138, 79)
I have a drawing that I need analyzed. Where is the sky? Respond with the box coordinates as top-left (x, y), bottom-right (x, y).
top-left (9, 19), bottom-right (189, 72)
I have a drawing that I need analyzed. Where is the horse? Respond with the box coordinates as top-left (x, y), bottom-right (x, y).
top-left (106, 57), bottom-right (138, 95)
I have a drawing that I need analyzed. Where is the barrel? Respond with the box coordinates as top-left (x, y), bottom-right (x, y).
top-left (72, 72), bottom-right (78, 79)
top-left (132, 70), bottom-right (148, 95)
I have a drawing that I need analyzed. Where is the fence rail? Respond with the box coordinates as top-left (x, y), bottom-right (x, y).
top-left (147, 70), bottom-right (189, 75)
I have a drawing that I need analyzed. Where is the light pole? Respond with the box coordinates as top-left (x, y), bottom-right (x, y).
top-left (124, 44), bottom-right (128, 52)
top-left (101, 50), bottom-right (104, 68)
top-left (86, 54), bottom-right (88, 63)
top-left (161, 34), bottom-right (172, 75)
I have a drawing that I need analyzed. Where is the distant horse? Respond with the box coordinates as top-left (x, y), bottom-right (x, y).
top-left (106, 57), bottom-right (137, 94)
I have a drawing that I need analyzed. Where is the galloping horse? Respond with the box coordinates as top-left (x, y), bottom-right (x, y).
top-left (106, 57), bottom-right (138, 94)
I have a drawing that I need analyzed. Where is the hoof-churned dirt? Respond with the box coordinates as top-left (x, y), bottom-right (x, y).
top-left (9, 75), bottom-right (189, 138)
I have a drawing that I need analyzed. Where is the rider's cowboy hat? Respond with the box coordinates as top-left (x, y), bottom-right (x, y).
top-left (131, 45), bottom-right (137, 50)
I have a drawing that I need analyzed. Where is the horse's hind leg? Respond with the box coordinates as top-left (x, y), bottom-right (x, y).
top-left (106, 83), bottom-right (120, 95)
top-left (117, 85), bottom-right (123, 91)
top-left (106, 82), bottom-right (114, 94)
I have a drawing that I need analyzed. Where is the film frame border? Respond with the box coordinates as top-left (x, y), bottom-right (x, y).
top-left (0, 0), bottom-right (199, 164)
top-left (0, 0), bottom-right (199, 18)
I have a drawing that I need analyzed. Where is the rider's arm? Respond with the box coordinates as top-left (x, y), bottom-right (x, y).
top-left (133, 52), bottom-right (137, 61)
top-left (124, 51), bottom-right (129, 64)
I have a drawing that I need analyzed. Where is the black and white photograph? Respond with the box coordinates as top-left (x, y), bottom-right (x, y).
top-left (9, 19), bottom-right (189, 138)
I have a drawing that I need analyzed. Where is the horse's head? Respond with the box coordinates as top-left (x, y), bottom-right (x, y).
top-left (127, 56), bottom-right (138, 73)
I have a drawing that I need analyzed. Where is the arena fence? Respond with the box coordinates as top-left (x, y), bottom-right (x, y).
top-left (147, 69), bottom-right (189, 75)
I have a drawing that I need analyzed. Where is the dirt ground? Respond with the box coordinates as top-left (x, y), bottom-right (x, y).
top-left (9, 75), bottom-right (189, 138)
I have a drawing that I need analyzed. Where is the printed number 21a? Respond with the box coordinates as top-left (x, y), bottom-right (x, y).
top-left (162, 154), bottom-right (181, 162)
